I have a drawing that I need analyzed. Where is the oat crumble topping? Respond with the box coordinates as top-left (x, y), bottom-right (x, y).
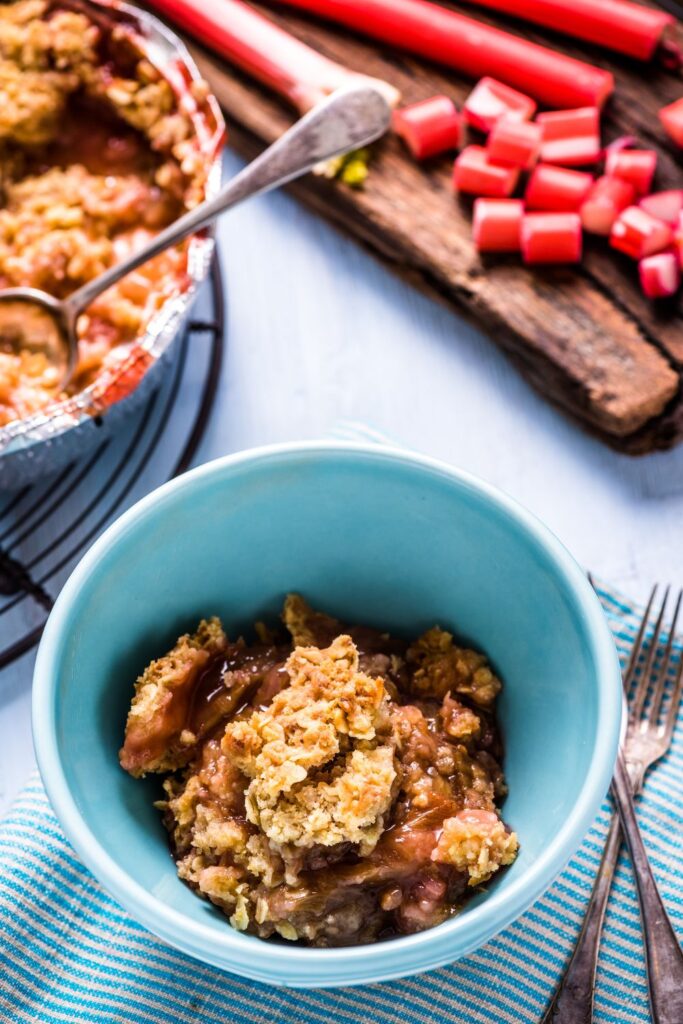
top-left (120, 595), bottom-right (518, 946)
top-left (224, 635), bottom-right (396, 853)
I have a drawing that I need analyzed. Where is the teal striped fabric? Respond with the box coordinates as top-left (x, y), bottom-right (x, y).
top-left (0, 582), bottom-right (681, 1023)
top-left (0, 426), bottom-right (679, 1021)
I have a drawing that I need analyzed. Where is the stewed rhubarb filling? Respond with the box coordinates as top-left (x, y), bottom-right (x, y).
top-left (120, 595), bottom-right (518, 946)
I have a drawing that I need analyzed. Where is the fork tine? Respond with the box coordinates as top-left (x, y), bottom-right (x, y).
top-left (647, 588), bottom-right (682, 728)
top-left (623, 584), bottom-right (657, 692)
top-left (662, 617), bottom-right (683, 748)
top-left (630, 585), bottom-right (669, 724)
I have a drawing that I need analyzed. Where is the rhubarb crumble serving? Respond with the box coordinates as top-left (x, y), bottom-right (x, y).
top-left (120, 595), bottom-right (518, 946)
top-left (0, 0), bottom-right (220, 427)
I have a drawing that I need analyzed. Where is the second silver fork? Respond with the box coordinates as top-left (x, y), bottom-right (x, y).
top-left (544, 585), bottom-right (683, 1024)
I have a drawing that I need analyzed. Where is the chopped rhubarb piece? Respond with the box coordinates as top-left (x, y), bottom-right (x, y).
top-left (639, 252), bottom-right (680, 298)
top-left (540, 134), bottom-right (601, 166)
top-left (536, 106), bottom-right (600, 166)
top-left (525, 164), bottom-right (593, 211)
top-left (473, 198), bottom-right (523, 251)
top-left (392, 95), bottom-right (461, 159)
top-left (581, 175), bottom-right (635, 235)
top-left (610, 206), bottom-right (672, 259)
top-left (521, 212), bottom-right (582, 263)
top-left (659, 97), bottom-right (683, 147)
top-left (604, 134), bottom-right (636, 157)
top-left (487, 119), bottom-right (542, 169)
top-left (639, 190), bottom-right (683, 225)
top-left (605, 149), bottom-right (657, 195)
top-left (673, 213), bottom-right (683, 267)
top-left (537, 107), bottom-right (599, 138)
top-left (463, 77), bottom-right (536, 134)
top-left (453, 145), bottom-right (519, 197)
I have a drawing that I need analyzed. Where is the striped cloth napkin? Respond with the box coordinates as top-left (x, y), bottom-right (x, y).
top-left (0, 416), bottom-right (681, 1024)
top-left (0, 588), bottom-right (681, 1023)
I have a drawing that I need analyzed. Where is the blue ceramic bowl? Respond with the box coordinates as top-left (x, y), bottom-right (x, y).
top-left (32, 443), bottom-right (621, 988)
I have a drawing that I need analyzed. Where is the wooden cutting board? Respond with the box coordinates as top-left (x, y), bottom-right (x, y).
top-left (180, 1), bottom-right (682, 452)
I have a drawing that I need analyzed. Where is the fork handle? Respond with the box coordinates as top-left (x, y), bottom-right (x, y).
top-left (612, 753), bottom-right (683, 1024)
top-left (541, 812), bottom-right (622, 1024)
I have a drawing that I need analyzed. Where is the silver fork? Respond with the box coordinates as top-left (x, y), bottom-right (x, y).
top-left (544, 585), bottom-right (683, 1024)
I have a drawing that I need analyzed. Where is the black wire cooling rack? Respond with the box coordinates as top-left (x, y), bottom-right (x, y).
top-left (0, 255), bottom-right (226, 670)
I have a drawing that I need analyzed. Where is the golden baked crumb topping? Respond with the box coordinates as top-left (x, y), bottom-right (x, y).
top-left (120, 594), bottom-right (518, 945)
top-left (224, 635), bottom-right (396, 853)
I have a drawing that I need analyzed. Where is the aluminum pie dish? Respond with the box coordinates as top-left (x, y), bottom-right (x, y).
top-left (0, 0), bottom-right (224, 490)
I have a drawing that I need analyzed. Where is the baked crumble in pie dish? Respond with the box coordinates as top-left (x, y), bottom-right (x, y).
top-left (0, 0), bottom-right (223, 462)
top-left (120, 594), bottom-right (518, 947)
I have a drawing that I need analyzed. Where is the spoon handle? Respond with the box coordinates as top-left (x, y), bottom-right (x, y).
top-left (63, 84), bottom-right (390, 319)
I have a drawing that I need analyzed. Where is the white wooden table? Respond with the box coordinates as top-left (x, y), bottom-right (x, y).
top-left (2, 150), bottom-right (683, 815)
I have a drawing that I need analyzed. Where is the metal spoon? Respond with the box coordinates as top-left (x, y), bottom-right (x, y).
top-left (0, 83), bottom-right (391, 386)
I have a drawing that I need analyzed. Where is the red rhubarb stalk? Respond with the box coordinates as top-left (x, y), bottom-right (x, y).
top-left (146, 0), bottom-right (399, 114)
top-left (392, 95), bottom-right (461, 159)
top-left (454, 0), bottom-right (677, 63)
top-left (266, 0), bottom-right (614, 108)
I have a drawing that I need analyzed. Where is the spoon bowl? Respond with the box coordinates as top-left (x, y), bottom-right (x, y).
top-left (0, 289), bottom-right (75, 384)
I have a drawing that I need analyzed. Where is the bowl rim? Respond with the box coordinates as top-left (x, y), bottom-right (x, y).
top-left (32, 441), bottom-right (622, 988)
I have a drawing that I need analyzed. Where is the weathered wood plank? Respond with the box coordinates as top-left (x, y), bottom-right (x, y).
top-left (180, 1), bottom-right (682, 451)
